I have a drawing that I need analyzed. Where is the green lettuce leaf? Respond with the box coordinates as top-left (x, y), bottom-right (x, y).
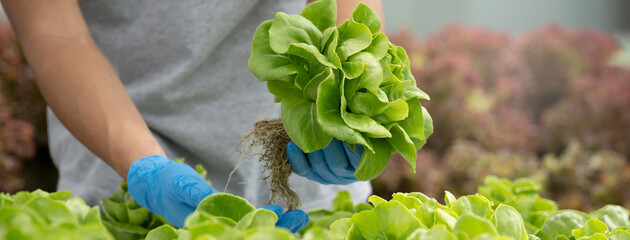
top-left (351, 3), bottom-right (381, 34)
top-left (300, 0), bottom-right (336, 32)
top-left (269, 12), bottom-right (322, 54)
top-left (196, 193), bottom-right (255, 223)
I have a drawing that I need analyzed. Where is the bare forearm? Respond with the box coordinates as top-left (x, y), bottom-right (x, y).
top-left (29, 37), bottom-right (164, 178)
top-left (2, 0), bottom-right (164, 179)
top-left (308, 0), bottom-right (385, 32)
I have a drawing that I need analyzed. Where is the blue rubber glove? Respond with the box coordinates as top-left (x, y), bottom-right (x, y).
top-left (260, 205), bottom-right (309, 233)
top-left (286, 138), bottom-right (364, 185)
top-left (127, 155), bottom-right (218, 228)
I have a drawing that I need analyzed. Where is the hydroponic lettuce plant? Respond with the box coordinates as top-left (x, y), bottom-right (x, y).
top-left (4, 176), bottom-right (630, 239)
top-left (311, 177), bottom-right (630, 240)
top-left (477, 176), bottom-right (558, 234)
top-left (144, 193), bottom-right (296, 240)
top-left (100, 182), bottom-right (170, 240)
top-left (299, 191), bottom-right (373, 235)
top-left (246, 0), bottom-right (432, 208)
top-left (0, 190), bottom-right (113, 240)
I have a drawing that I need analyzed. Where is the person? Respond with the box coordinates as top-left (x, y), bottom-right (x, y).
top-left (1, 0), bottom-right (384, 231)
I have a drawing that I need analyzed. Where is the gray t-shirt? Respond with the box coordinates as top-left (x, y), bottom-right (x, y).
top-left (47, 0), bottom-right (371, 210)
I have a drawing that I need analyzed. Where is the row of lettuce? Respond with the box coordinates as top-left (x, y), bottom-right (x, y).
top-left (2, 175), bottom-right (630, 239)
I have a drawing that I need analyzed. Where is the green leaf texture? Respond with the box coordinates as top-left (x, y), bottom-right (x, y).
top-left (248, 0), bottom-right (432, 181)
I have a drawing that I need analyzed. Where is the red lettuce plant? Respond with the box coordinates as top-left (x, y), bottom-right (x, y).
top-left (539, 68), bottom-right (630, 158)
top-left (513, 25), bottom-right (621, 119)
top-left (390, 25), bottom-right (536, 155)
top-left (0, 23), bottom-right (47, 193)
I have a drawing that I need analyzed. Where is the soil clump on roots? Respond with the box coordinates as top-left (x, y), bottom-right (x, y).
top-left (238, 118), bottom-right (301, 210)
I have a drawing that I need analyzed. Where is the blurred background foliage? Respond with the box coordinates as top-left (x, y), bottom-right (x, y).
top-left (373, 24), bottom-right (630, 211)
top-left (1, 2), bottom-right (630, 212)
top-left (0, 23), bottom-right (56, 193)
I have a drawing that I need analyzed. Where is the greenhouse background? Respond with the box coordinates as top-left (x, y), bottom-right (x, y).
top-left (2, 0), bottom-right (630, 213)
top-left (383, 0), bottom-right (629, 36)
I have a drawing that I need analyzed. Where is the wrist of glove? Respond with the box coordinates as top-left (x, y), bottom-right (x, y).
top-left (287, 138), bottom-right (364, 185)
top-left (127, 155), bottom-right (309, 232)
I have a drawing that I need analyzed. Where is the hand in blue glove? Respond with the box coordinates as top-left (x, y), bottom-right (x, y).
top-left (127, 155), bottom-right (218, 228)
top-left (260, 205), bottom-right (309, 233)
top-left (127, 155), bottom-right (311, 231)
top-left (287, 138), bottom-right (364, 185)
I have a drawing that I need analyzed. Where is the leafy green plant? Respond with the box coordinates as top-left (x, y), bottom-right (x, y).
top-left (539, 141), bottom-right (630, 212)
top-left (0, 189), bottom-right (113, 240)
top-left (376, 139), bottom-right (630, 215)
top-left (325, 190), bottom-right (535, 240)
top-left (4, 176), bottom-right (630, 239)
top-left (536, 206), bottom-right (630, 240)
top-left (100, 182), bottom-right (169, 240)
top-left (248, 0), bottom-right (433, 181)
top-left (443, 141), bottom-right (540, 195)
top-left (145, 193), bottom-right (296, 240)
top-left (315, 177), bottom-right (630, 240)
top-left (299, 191), bottom-right (373, 234)
top-left (477, 176), bottom-right (558, 234)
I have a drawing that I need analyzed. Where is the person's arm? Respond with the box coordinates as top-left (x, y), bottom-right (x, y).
top-left (308, 0), bottom-right (385, 32)
top-left (2, 0), bottom-right (309, 230)
top-left (1, 0), bottom-right (164, 179)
